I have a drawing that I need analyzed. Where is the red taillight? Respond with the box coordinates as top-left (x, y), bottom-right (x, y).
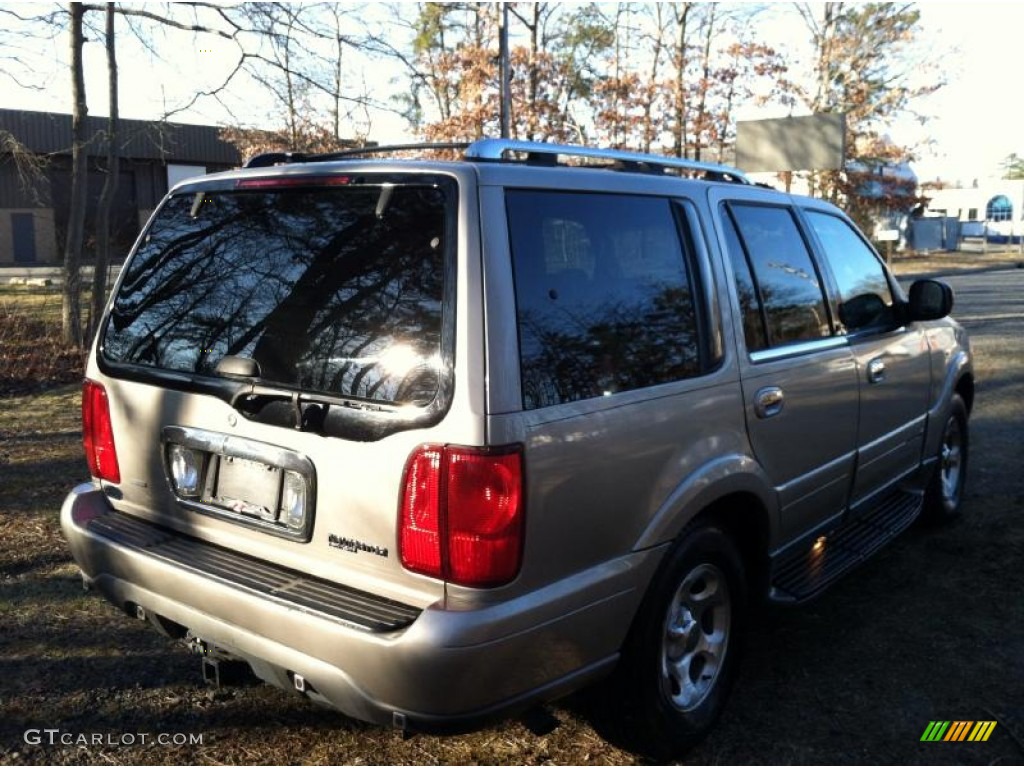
top-left (398, 446), bottom-right (444, 577)
top-left (399, 444), bottom-right (524, 588)
top-left (82, 379), bottom-right (120, 483)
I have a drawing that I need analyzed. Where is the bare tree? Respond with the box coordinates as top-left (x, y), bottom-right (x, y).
top-left (62, 2), bottom-right (88, 348)
top-left (667, 3), bottom-right (697, 158)
top-left (0, 6), bottom-right (65, 90)
top-left (91, 2), bottom-right (118, 339)
top-left (0, 131), bottom-right (50, 205)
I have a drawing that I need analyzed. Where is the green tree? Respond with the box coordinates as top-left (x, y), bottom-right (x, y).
top-left (1001, 153), bottom-right (1024, 179)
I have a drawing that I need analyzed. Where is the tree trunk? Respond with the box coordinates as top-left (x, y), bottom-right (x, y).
top-left (284, 17), bottom-right (298, 147)
top-left (693, 4), bottom-right (716, 162)
top-left (331, 6), bottom-right (343, 140)
top-left (526, 4), bottom-right (541, 142)
top-left (62, 2), bottom-right (88, 349)
top-left (641, 5), bottom-right (665, 154)
top-left (92, 3), bottom-right (118, 341)
top-left (672, 3), bottom-right (691, 159)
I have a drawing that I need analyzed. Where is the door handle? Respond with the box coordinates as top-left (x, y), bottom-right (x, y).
top-left (867, 357), bottom-right (886, 384)
top-left (754, 386), bottom-right (784, 418)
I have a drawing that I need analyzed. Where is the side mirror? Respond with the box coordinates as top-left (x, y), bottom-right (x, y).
top-left (907, 279), bottom-right (954, 321)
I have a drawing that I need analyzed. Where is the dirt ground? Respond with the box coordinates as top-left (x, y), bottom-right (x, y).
top-left (1, 270), bottom-right (1022, 765)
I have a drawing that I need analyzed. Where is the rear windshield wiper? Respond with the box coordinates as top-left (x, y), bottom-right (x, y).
top-left (216, 355), bottom-right (261, 378)
top-left (215, 356), bottom-right (331, 430)
top-left (214, 355), bottom-right (404, 438)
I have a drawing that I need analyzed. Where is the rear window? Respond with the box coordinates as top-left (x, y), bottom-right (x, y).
top-left (102, 179), bottom-right (453, 407)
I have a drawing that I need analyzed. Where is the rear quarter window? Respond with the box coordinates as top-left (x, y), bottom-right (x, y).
top-left (506, 190), bottom-right (704, 410)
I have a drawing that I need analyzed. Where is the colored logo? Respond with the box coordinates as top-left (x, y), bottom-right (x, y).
top-left (920, 721), bottom-right (997, 742)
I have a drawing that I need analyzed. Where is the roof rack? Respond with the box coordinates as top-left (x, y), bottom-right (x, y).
top-left (243, 137), bottom-right (750, 184)
top-left (465, 138), bottom-right (750, 183)
top-left (244, 143), bottom-right (469, 168)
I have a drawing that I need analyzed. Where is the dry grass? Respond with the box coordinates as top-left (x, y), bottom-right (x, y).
top-left (889, 246), bottom-right (1024, 278)
top-left (0, 288), bottom-right (86, 396)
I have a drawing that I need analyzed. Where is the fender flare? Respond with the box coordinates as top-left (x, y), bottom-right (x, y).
top-left (924, 348), bottom-right (972, 459)
top-left (634, 453), bottom-right (777, 551)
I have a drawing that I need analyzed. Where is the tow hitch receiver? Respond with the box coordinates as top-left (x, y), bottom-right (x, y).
top-left (186, 635), bottom-right (256, 688)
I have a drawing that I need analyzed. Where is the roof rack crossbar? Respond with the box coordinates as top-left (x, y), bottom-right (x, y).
top-left (245, 151), bottom-right (307, 168)
top-left (244, 142), bottom-right (470, 168)
top-left (465, 138), bottom-right (750, 183)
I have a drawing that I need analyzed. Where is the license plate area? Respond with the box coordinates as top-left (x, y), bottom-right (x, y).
top-left (206, 456), bottom-right (282, 521)
top-left (162, 426), bottom-right (315, 542)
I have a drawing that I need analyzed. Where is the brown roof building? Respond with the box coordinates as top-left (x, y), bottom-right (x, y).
top-left (0, 108), bottom-right (241, 265)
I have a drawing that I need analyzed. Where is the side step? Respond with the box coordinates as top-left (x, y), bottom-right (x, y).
top-left (769, 489), bottom-right (923, 602)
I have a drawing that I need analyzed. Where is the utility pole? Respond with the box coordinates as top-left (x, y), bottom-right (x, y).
top-left (499, 2), bottom-right (510, 138)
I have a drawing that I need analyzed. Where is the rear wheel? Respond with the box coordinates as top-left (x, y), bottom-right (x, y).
top-left (614, 525), bottom-right (746, 760)
top-left (923, 394), bottom-right (969, 521)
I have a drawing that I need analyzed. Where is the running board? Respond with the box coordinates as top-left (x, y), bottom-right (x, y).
top-left (769, 489), bottom-right (923, 603)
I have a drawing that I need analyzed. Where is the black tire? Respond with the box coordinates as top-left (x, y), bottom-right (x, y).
top-left (923, 394), bottom-right (969, 522)
top-left (612, 525), bottom-right (747, 760)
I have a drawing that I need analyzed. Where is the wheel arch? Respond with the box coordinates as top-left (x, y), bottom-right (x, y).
top-left (610, 488), bottom-right (768, 757)
top-left (688, 493), bottom-right (772, 603)
top-left (635, 455), bottom-right (776, 603)
top-left (955, 371), bottom-right (975, 415)
top-left (635, 454), bottom-right (776, 549)
top-left (925, 349), bottom-right (973, 459)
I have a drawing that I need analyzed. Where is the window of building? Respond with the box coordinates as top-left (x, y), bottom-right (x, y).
top-left (986, 195), bottom-right (1013, 222)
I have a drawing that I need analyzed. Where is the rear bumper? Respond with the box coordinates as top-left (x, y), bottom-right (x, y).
top-left (61, 483), bottom-right (662, 729)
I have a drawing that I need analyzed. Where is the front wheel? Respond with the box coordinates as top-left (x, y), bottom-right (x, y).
top-left (612, 525), bottom-right (747, 760)
top-left (923, 394), bottom-right (969, 521)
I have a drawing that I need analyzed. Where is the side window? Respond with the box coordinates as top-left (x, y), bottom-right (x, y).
top-left (506, 191), bottom-right (703, 410)
top-left (804, 210), bottom-right (896, 333)
top-left (720, 211), bottom-right (768, 352)
top-left (725, 203), bottom-right (832, 350)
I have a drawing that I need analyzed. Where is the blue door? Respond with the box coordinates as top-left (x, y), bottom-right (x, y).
top-left (12, 213), bottom-right (37, 264)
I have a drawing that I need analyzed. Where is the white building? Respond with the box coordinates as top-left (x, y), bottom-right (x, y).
top-left (925, 179), bottom-right (1024, 241)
